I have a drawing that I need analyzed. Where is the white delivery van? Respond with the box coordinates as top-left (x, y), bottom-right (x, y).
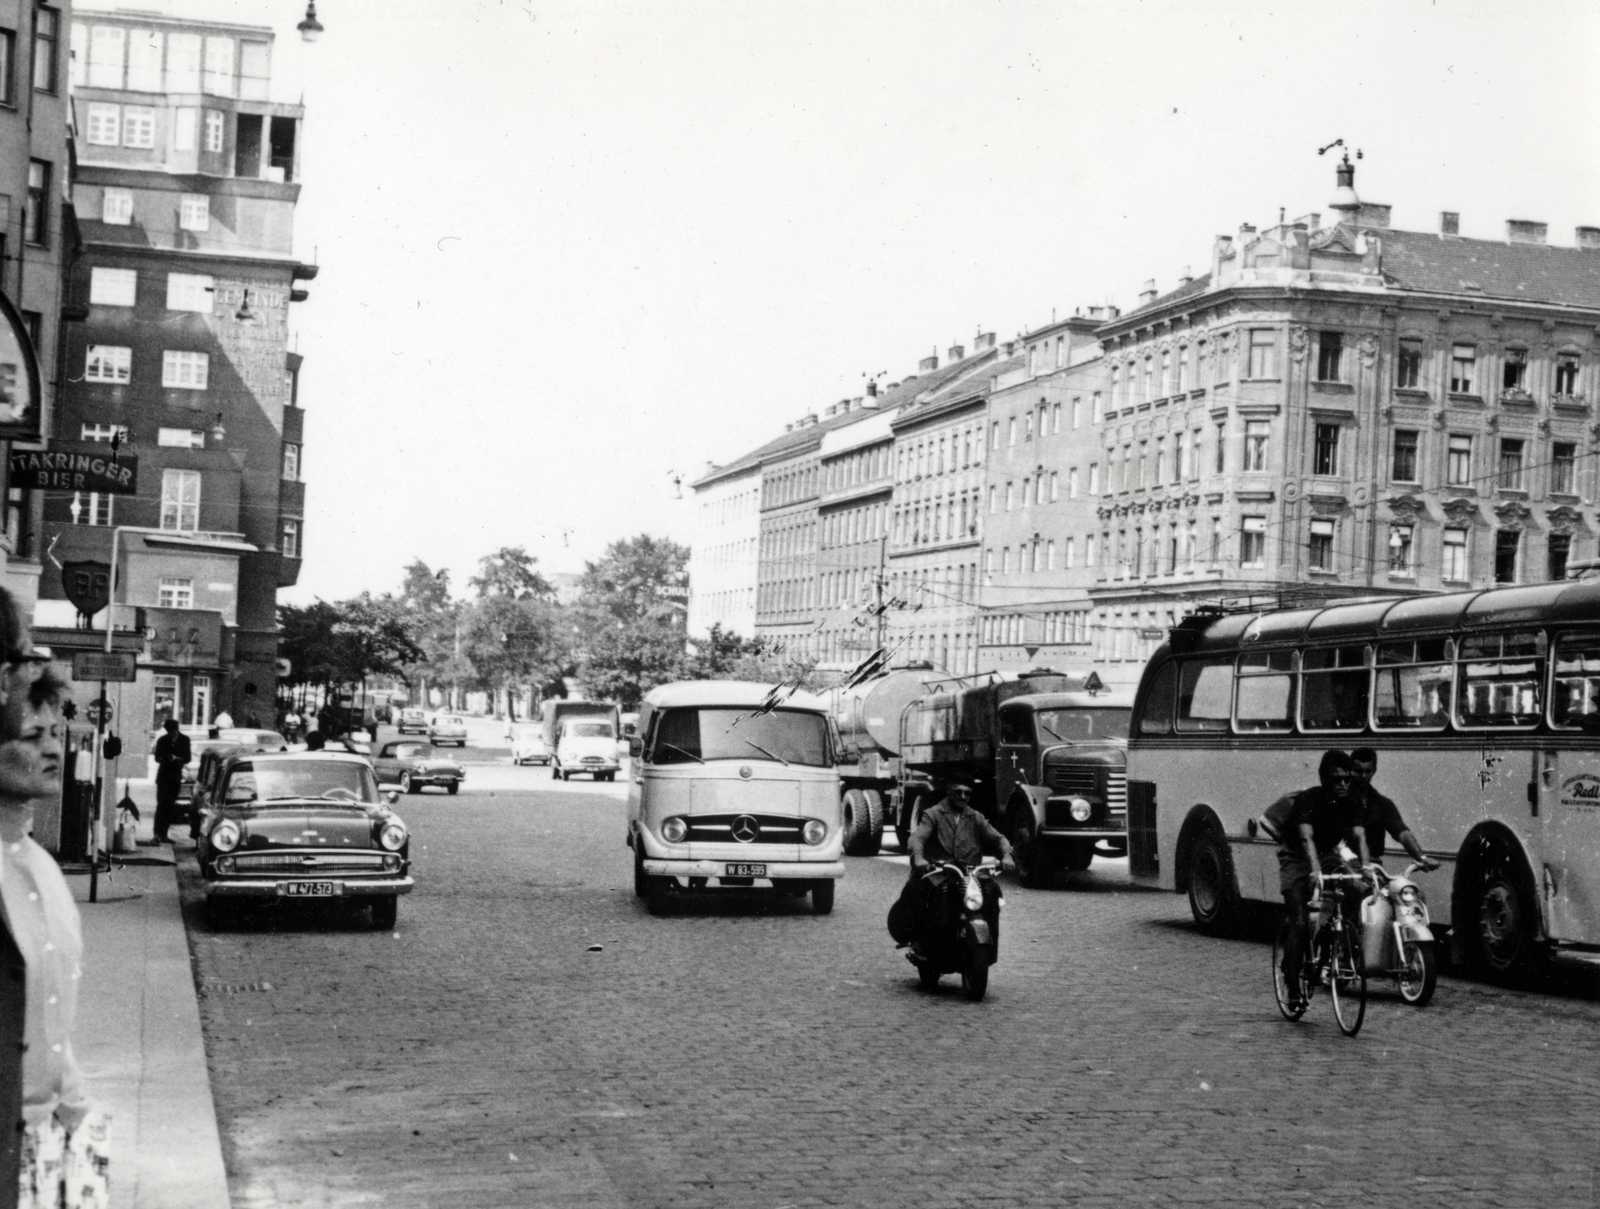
top-left (628, 681), bottom-right (844, 915)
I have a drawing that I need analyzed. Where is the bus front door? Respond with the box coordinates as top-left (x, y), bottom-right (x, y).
top-left (1537, 746), bottom-right (1600, 945)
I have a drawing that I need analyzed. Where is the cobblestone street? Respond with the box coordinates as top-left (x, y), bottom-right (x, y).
top-left (177, 766), bottom-right (1600, 1209)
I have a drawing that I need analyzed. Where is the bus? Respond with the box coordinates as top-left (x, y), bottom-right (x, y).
top-left (1125, 577), bottom-right (1600, 983)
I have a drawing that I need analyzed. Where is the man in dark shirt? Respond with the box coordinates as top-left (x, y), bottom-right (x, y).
top-left (1277, 749), bottom-right (1370, 1006)
top-left (889, 781), bottom-right (1014, 947)
top-left (152, 719), bottom-right (191, 843)
top-left (1349, 747), bottom-right (1440, 872)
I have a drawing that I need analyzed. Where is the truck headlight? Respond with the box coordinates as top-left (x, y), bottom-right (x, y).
top-left (211, 820), bottom-right (241, 853)
top-left (1069, 797), bottom-right (1092, 822)
top-left (661, 816), bottom-right (688, 844)
top-left (379, 821), bottom-right (408, 852)
top-left (802, 819), bottom-right (826, 846)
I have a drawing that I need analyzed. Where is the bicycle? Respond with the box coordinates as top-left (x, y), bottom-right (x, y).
top-left (1272, 869), bottom-right (1369, 1036)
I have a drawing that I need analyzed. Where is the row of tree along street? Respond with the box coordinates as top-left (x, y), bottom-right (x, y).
top-left (277, 535), bottom-right (794, 716)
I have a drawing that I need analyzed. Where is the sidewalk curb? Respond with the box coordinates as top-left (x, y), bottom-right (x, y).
top-left (74, 855), bottom-right (231, 1209)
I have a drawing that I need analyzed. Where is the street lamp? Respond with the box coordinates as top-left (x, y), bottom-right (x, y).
top-left (297, 0), bottom-right (324, 42)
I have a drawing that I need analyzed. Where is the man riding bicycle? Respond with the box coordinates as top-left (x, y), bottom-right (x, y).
top-left (1349, 747), bottom-right (1441, 874)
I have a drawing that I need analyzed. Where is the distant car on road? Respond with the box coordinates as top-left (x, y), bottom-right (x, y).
top-left (428, 714), bottom-right (468, 747)
top-left (396, 708), bottom-right (428, 735)
top-left (552, 717), bottom-right (620, 782)
top-left (507, 723), bottom-right (550, 765)
top-left (374, 740), bottom-right (464, 795)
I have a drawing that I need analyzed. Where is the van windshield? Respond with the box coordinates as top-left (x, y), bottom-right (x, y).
top-left (650, 708), bottom-right (830, 767)
top-left (565, 721), bottom-right (615, 739)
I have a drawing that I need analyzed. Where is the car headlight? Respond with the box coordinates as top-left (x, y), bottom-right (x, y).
top-left (1069, 797), bottom-right (1092, 822)
top-left (964, 878), bottom-right (984, 911)
top-left (211, 820), bottom-right (241, 853)
top-left (379, 821), bottom-right (408, 851)
top-left (802, 819), bottom-right (826, 846)
top-left (661, 816), bottom-right (688, 844)
top-left (1397, 884), bottom-right (1420, 907)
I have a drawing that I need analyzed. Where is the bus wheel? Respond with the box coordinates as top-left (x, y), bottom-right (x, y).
top-left (1186, 830), bottom-right (1241, 936)
top-left (841, 790), bottom-right (869, 855)
top-left (859, 789), bottom-right (885, 856)
top-left (1474, 858), bottom-right (1546, 984)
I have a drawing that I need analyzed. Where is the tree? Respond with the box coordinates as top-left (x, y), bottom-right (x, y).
top-left (395, 559), bottom-right (468, 704)
top-left (572, 535), bottom-right (691, 708)
top-left (459, 547), bottom-right (565, 716)
top-left (469, 546), bottom-right (554, 601)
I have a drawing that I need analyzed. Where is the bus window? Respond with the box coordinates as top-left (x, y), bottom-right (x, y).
top-left (1551, 632), bottom-right (1600, 729)
top-left (1235, 650), bottom-right (1296, 732)
top-left (1373, 639), bottom-right (1453, 730)
top-left (1138, 661), bottom-right (1177, 734)
top-left (1457, 631), bottom-right (1545, 728)
top-left (1300, 645), bottom-right (1370, 732)
top-left (1174, 658), bottom-right (1231, 732)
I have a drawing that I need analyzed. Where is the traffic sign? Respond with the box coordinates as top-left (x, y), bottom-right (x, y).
top-left (72, 650), bottom-right (138, 682)
top-left (85, 699), bottom-right (113, 726)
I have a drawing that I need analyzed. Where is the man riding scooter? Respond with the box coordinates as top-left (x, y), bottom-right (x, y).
top-left (890, 780), bottom-right (1016, 952)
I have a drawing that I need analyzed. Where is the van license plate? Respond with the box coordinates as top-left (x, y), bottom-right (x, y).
top-left (725, 863), bottom-right (766, 877)
top-left (284, 881), bottom-right (337, 897)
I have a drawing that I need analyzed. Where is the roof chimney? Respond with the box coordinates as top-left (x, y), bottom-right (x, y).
top-left (1507, 220), bottom-right (1547, 245)
top-left (1440, 211), bottom-right (1460, 236)
top-left (1177, 267), bottom-right (1193, 286)
top-left (974, 331), bottom-right (996, 351)
top-left (1238, 223), bottom-right (1256, 240)
top-left (1328, 151), bottom-right (1360, 221)
top-left (866, 378), bottom-right (878, 396)
top-left (1139, 279), bottom-right (1158, 305)
top-left (947, 343), bottom-right (965, 362)
top-left (1578, 227), bottom-right (1600, 251)
top-left (919, 352), bottom-right (939, 372)
top-left (1355, 203), bottom-right (1391, 229)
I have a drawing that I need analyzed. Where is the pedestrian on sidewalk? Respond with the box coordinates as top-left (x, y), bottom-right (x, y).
top-left (0, 587), bottom-right (110, 1207)
top-left (152, 719), bottom-right (190, 844)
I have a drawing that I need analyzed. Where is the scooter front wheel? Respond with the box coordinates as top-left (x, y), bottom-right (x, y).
top-left (1398, 939), bottom-right (1438, 1007)
top-left (917, 963), bottom-right (941, 990)
top-left (960, 956), bottom-right (989, 1001)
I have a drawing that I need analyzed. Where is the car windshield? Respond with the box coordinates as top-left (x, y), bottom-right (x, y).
top-left (387, 744), bottom-right (428, 759)
top-left (221, 759), bottom-right (380, 805)
top-left (649, 707), bottom-right (830, 766)
top-left (1032, 708), bottom-right (1131, 742)
top-left (438, 717), bottom-right (463, 727)
top-left (565, 721), bottom-right (615, 739)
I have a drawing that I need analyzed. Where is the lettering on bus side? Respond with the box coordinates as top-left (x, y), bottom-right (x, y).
top-left (1560, 773), bottom-right (1600, 808)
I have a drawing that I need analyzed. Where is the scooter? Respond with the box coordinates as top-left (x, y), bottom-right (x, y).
top-left (905, 858), bottom-right (1003, 1001)
top-left (1360, 862), bottom-right (1439, 1006)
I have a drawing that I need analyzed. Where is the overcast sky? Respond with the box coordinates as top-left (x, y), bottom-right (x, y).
top-left (85, 0), bottom-right (1600, 603)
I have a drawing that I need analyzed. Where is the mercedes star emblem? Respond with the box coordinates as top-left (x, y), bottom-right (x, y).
top-left (731, 815), bottom-right (760, 843)
top-left (739, 765), bottom-right (753, 779)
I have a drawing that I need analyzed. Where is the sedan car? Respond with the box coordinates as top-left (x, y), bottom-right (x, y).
top-left (428, 714), bottom-right (468, 747)
top-left (195, 751), bottom-right (413, 930)
top-left (396, 708), bottom-right (428, 735)
top-left (374, 740), bottom-right (464, 794)
top-left (507, 723), bottom-right (550, 765)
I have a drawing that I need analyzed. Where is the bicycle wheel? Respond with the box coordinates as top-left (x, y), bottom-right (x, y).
top-left (1271, 918), bottom-right (1308, 1021)
top-left (1329, 918), bottom-right (1367, 1037)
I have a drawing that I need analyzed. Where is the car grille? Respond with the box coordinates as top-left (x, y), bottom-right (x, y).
top-left (686, 814), bottom-right (806, 845)
top-left (227, 852), bottom-right (393, 874)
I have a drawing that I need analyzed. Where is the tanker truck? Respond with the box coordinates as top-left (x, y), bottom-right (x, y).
top-left (827, 663), bottom-right (948, 855)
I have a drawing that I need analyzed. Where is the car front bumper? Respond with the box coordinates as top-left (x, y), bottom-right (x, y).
top-left (206, 876), bottom-right (415, 899)
top-left (642, 859), bottom-right (842, 882)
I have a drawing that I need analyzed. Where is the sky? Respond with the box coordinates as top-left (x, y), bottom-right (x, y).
top-left (83, 0), bottom-right (1600, 603)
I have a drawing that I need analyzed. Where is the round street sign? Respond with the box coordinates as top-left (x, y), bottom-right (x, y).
top-left (85, 698), bottom-right (113, 726)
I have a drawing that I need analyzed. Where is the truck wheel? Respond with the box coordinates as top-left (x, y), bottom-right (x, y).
top-left (860, 789), bottom-right (885, 856)
top-left (1010, 813), bottom-right (1051, 889)
top-left (841, 790), bottom-right (868, 855)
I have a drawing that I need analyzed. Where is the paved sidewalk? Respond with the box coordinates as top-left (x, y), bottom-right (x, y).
top-left (67, 794), bottom-right (230, 1209)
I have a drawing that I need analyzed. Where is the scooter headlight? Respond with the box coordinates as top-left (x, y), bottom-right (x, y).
top-left (1397, 883), bottom-right (1420, 907)
top-left (379, 821), bottom-right (408, 852)
top-left (964, 877), bottom-right (984, 912)
top-left (211, 820), bottom-right (241, 853)
top-left (1069, 797), bottom-right (1092, 822)
top-left (802, 819), bottom-right (827, 846)
top-left (661, 816), bottom-right (688, 844)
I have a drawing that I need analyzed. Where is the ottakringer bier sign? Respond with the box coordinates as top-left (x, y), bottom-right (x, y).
top-left (8, 445), bottom-right (138, 494)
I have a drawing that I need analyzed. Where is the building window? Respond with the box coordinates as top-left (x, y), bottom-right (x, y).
top-left (89, 267), bottom-right (136, 306)
top-left (1551, 442), bottom-right (1577, 495)
top-left (1494, 530), bottom-right (1520, 584)
top-left (280, 443), bottom-right (300, 481)
top-left (125, 26), bottom-right (162, 91)
top-left (1247, 329), bottom-right (1276, 379)
top-left (1549, 532), bottom-right (1572, 581)
top-left (165, 273), bottom-right (213, 312)
top-left (121, 106), bottom-right (155, 148)
top-left (1391, 429), bottom-right (1418, 483)
top-left (1051, 402), bottom-right (1061, 433)
top-left (1389, 524), bottom-right (1413, 574)
top-left (157, 427), bottom-right (204, 448)
top-left (1049, 471), bottom-right (1058, 502)
top-left (1070, 398), bottom-right (1080, 429)
top-left (178, 194), bottom-right (209, 231)
top-left (1442, 528), bottom-right (1469, 581)
top-left (101, 187), bottom-right (133, 225)
top-left (32, 9), bottom-right (58, 94)
top-left (1088, 462), bottom-right (1099, 494)
top-left (85, 102), bottom-right (119, 145)
top-left (1215, 423), bottom-right (1227, 473)
top-left (1067, 467), bottom-right (1078, 499)
top-left (1240, 516), bottom-right (1266, 567)
top-left (1313, 423), bottom-right (1340, 476)
top-left (69, 492), bottom-right (111, 526)
top-left (281, 519), bottom-right (300, 559)
top-left (174, 107), bottom-right (197, 151)
top-left (1447, 434), bottom-right (1472, 486)
top-left (157, 577), bottom-right (194, 608)
top-left (1555, 354), bottom-right (1580, 396)
top-left (84, 345), bottom-right (131, 383)
top-left (204, 109), bottom-right (224, 153)
top-left (162, 350), bottom-right (209, 389)
top-left (87, 24), bottom-right (124, 87)
top-left (1244, 420), bottom-right (1269, 472)
top-left (1154, 437), bottom-right (1166, 484)
top-left (1004, 482), bottom-right (1014, 511)
top-left (1086, 535), bottom-right (1096, 567)
top-left (80, 423), bottom-right (127, 443)
top-left (203, 35), bottom-right (235, 97)
top-left (1498, 438), bottom-right (1524, 490)
top-left (1309, 519), bottom-right (1335, 572)
top-left (25, 160), bottom-right (47, 245)
top-left (1503, 348), bottom-right (1528, 391)
top-left (1316, 331), bottom-right (1344, 382)
top-left (1024, 413), bottom-right (1033, 442)
top-left (987, 486), bottom-right (996, 514)
top-left (160, 469), bottom-right (200, 532)
top-left (1396, 338), bottom-right (1422, 389)
top-left (1091, 392), bottom-right (1102, 423)
top-left (1007, 417), bottom-right (1016, 446)
top-left (1449, 343), bottom-right (1476, 394)
top-left (167, 31), bottom-right (201, 91)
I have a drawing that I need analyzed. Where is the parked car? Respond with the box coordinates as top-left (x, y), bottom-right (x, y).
top-left (374, 740), bottom-right (464, 794)
top-left (428, 714), bottom-right (468, 747)
top-left (157, 726), bottom-right (289, 806)
top-left (396, 708), bottom-right (428, 735)
top-left (507, 723), bottom-right (550, 765)
top-left (195, 751), bottom-right (414, 929)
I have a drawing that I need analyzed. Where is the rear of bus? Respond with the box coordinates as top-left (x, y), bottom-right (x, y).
top-left (628, 682), bottom-right (844, 914)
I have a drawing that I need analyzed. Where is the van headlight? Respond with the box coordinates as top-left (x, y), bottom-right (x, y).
top-left (211, 820), bottom-right (241, 853)
top-left (661, 816), bottom-right (688, 844)
top-left (802, 819), bottom-right (826, 846)
top-left (1069, 797), bottom-right (1092, 822)
top-left (379, 821), bottom-right (408, 852)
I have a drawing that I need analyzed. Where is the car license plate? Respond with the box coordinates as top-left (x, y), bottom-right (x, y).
top-left (725, 863), bottom-right (766, 877)
top-left (283, 881), bottom-right (337, 897)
